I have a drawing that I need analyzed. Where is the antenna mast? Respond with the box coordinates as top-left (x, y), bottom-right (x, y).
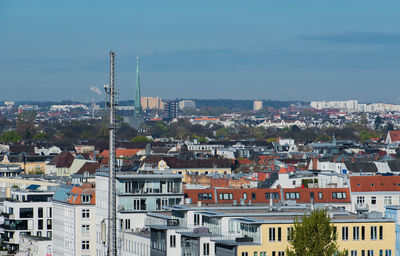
top-left (107, 51), bottom-right (117, 256)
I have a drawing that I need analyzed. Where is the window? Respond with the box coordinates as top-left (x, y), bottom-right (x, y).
top-left (385, 250), bottom-right (392, 256)
top-left (82, 209), bottom-right (90, 218)
top-left (20, 208), bottom-right (34, 218)
top-left (125, 219), bottom-right (131, 230)
top-left (82, 225), bottom-right (90, 235)
top-left (219, 193), bottom-right (233, 200)
top-left (243, 193), bottom-right (247, 200)
top-left (384, 196), bottom-right (392, 205)
top-left (370, 226), bottom-right (377, 240)
top-left (318, 192), bottom-right (323, 199)
top-left (260, 252), bottom-right (267, 256)
top-left (277, 227), bottom-right (281, 241)
top-left (82, 240), bottom-right (90, 250)
top-left (251, 193), bottom-right (256, 200)
top-left (285, 192), bottom-right (300, 200)
top-left (242, 253), bottom-right (248, 256)
top-left (269, 227), bottom-right (276, 241)
top-left (357, 196), bottom-right (365, 205)
top-left (362, 250), bottom-right (365, 256)
top-left (38, 208), bottom-right (43, 218)
top-left (47, 207), bottom-right (52, 218)
top-left (353, 226), bottom-right (359, 240)
top-left (287, 227), bottom-right (293, 241)
top-left (278, 252), bottom-right (285, 256)
top-left (202, 243), bottom-right (210, 255)
top-left (198, 193), bottom-right (212, 201)
top-left (351, 250), bottom-right (358, 256)
top-left (37, 231), bottom-right (42, 237)
top-left (379, 226), bottom-right (383, 240)
top-left (342, 226), bottom-right (348, 240)
top-left (169, 235), bottom-right (176, 248)
top-left (367, 250), bottom-right (374, 256)
top-left (194, 214), bottom-right (200, 226)
top-left (82, 195), bottom-right (90, 203)
top-left (47, 231), bottom-right (52, 238)
top-left (47, 219), bottom-right (52, 229)
top-left (332, 192), bottom-right (346, 199)
top-left (38, 219), bottom-right (43, 230)
top-left (371, 197), bottom-right (376, 205)
top-left (361, 226), bottom-right (365, 240)
top-left (265, 193), bottom-right (280, 200)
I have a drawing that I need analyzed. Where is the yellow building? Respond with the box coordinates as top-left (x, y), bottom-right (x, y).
top-left (1, 155), bottom-right (48, 174)
top-left (234, 216), bottom-right (395, 256)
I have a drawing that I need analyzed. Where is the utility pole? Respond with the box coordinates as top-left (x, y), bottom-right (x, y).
top-left (106, 51), bottom-right (117, 256)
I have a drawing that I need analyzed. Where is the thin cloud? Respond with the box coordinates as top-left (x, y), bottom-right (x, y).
top-left (90, 85), bottom-right (102, 95)
top-left (297, 31), bottom-right (400, 45)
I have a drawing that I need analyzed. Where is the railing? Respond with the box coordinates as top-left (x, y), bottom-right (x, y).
top-left (355, 203), bottom-right (369, 211)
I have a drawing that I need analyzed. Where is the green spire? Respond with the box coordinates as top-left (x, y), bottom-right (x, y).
top-left (134, 56), bottom-right (141, 117)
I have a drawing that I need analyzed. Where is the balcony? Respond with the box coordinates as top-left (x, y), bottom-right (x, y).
top-left (355, 203), bottom-right (369, 212)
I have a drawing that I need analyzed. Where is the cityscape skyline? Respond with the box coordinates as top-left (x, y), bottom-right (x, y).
top-left (1, 1), bottom-right (400, 102)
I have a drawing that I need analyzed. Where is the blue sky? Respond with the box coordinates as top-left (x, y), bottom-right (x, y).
top-left (1, 1), bottom-right (400, 102)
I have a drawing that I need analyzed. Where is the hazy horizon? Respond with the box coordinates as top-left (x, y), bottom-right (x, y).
top-left (1, 1), bottom-right (400, 103)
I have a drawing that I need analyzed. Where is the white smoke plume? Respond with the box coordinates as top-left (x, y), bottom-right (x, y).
top-left (90, 85), bottom-right (102, 95)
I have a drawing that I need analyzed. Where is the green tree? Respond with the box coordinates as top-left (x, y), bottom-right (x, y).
top-left (33, 133), bottom-right (47, 140)
top-left (130, 135), bottom-right (152, 143)
top-left (0, 131), bottom-right (22, 142)
top-left (315, 134), bottom-right (331, 142)
top-left (286, 209), bottom-right (347, 256)
top-left (215, 127), bottom-right (229, 139)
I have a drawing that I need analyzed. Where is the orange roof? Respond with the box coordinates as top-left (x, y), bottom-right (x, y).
top-left (279, 167), bottom-right (289, 174)
top-left (388, 131), bottom-right (400, 142)
top-left (67, 185), bottom-right (96, 205)
top-left (99, 148), bottom-right (143, 158)
top-left (238, 159), bottom-right (251, 165)
top-left (194, 117), bottom-right (219, 121)
top-left (350, 175), bottom-right (400, 192)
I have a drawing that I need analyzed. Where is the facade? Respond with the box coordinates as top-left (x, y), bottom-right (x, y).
top-left (148, 204), bottom-right (395, 256)
top-left (19, 234), bottom-right (52, 256)
top-left (95, 168), bottom-right (183, 256)
top-left (164, 100), bottom-right (179, 120)
top-left (52, 184), bottom-right (96, 256)
top-left (350, 175), bottom-right (400, 215)
top-left (179, 100), bottom-right (196, 111)
top-left (141, 96), bottom-right (163, 111)
top-left (0, 189), bottom-right (54, 251)
top-left (253, 100), bottom-right (263, 111)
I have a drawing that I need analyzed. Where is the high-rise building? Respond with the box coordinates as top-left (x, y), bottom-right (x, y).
top-left (141, 97), bottom-right (163, 111)
top-left (253, 100), bottom-right (263, 111)
top-left (179, 100), bottom-right (196, 111)
top-left (164, 100), bottom-right (179, 120)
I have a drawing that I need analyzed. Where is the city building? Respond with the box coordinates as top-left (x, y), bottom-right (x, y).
top-left (0, 187), bottom-right (54, 251)
top-left (253, 100), bottom-right (263, 111)
top-left (19, 234), bottom-right (52, 256)
top-left (385, 205), bottom-right (400, 256)
top-left (95, 168), bottom-right (183, 256)
top-left (164, 100), bottom-right (179, 120)
top-left (141, 97), bottom-right (164, 111)
top-left (52, 184), bottom-right (96, 256)
top-left (179, 100), bottom-right (196, 111)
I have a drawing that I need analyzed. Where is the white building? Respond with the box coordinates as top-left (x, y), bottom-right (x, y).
top-left (52, 184), bottom-right (96, 256)
top-left (179, 100), bottom-right (196, 111)
top-left (19, 234), bottom-right (52, 256)
top-left (0, 188), bottom-right (54, 252)
top-left (253, 100), bottom-right (263, 111)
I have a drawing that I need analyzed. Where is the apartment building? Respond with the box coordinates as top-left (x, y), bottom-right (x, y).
top-left (52, 184), bottom-right (96, 256)
top-left (0, 188), bottom-right (54, 251)
top-left (95, 168), bottom-right (183, 256)
top-left (148, 204), bottom-right (395, 256)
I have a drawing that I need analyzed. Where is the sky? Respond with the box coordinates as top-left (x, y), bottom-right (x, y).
top-left (1, 1), bottom-right (400, 103)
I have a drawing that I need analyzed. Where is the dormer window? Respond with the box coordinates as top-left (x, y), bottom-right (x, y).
top-left (82, 195), bottom-right (91, 203)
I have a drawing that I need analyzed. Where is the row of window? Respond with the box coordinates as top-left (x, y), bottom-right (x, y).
top-left (242, 252), bottom-right (285, 256)
top-left (350, 250), bottom-right (392, 256)
top-left (217, 192), bottom-right (347, 201)
top-left (357, 196), bottom-right (394, 206)
top-left (341, 226), bottom-right (384, 241)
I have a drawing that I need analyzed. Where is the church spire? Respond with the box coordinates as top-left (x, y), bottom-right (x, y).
top-left (134, 56), bottom-right (141, 117)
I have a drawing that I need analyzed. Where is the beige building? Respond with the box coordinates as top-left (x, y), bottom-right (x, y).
top-left (253, 100), bottom-right (263, 111)
top-left (141, 97), bottom-right (163, 110)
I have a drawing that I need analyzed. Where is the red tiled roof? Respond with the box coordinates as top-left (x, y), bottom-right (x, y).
top-left (388, 131), bottom-right (400, 142)
top-left (350, 175), bottom-right (400, 192)
top-left (99, 148), bottom-right (143, 158)
top-left (67, 185), bottom-right (96, 205)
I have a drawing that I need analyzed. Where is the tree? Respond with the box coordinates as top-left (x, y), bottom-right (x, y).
top-left (33, 133), bottom-right (47, 140)
top-left (130, 135), bottom-right (152, 143)
top-left (0, 131), bottom-right (22, 142)
top-left (374, 115), bottom-right (383, 130)
top-left (286, 209), bottom-right (347, 256)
